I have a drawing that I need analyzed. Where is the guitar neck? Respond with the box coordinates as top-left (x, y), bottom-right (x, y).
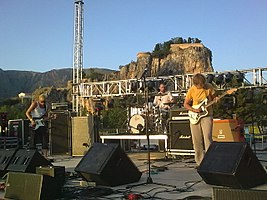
top-left (205, 91), bottom-right (230, 108)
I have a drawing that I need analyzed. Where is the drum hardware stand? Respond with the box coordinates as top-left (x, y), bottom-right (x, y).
top-left (127, 68), bottom-right (175, 189)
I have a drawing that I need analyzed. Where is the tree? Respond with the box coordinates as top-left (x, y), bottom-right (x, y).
top-left (195, 38), bottom-right (202, 43)
top-left (187, 37), bottom-right (192, 43)
top-left (87, 68), bottom-right (104, 81)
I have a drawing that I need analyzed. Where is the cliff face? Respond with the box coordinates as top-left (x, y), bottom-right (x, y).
top-left (119, 43), bottom-right (213, 79)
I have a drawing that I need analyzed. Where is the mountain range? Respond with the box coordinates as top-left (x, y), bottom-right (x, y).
top-left (0, 68), bottom-right (115, 100)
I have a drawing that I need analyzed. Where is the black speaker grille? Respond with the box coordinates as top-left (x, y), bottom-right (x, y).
top-left (168, 120), bottom-right (193, 150)
top-left (198, 142), bottom-right (267, 189)
top-left (75, 143), bottom-right (141, 186)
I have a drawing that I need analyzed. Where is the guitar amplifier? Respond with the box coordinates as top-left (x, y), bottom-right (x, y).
top-left (170, 107), bottom-right (188, 120)
top-left (212, 119), bottom-right (245, 142)
top-left (168, 120), bottom-right (193, 150)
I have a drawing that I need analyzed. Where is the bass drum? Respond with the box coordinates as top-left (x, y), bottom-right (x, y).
top-left (129, 114), bottom-right (145, 134)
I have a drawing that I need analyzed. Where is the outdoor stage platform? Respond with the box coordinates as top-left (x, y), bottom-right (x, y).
top-left (1, 142), bottom-right (267, 199)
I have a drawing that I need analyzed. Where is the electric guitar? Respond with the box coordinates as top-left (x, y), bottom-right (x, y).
top-left (188, 88), bottom-right (237, 124)
top-left (30, 114), bottom-right (57, 131)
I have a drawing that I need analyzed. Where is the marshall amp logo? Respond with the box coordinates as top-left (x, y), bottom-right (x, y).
top-left (179, 134), bottom-right (191, 139)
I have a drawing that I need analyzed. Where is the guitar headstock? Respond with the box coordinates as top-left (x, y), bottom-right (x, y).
top-left (226, 88), bottom-right (238, 95)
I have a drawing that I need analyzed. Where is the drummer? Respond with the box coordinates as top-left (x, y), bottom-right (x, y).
top-left (153, 82), bottom-right (175, 110)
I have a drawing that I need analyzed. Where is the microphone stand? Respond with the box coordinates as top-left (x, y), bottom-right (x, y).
top-left (127, 68), bottom-right (175, 189)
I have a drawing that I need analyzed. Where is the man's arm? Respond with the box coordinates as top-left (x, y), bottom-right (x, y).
top-left (184, 98), bottom-right (200, 113)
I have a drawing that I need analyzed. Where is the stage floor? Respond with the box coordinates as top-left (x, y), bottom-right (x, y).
top-left (1, 143), bottom-right (267, 199)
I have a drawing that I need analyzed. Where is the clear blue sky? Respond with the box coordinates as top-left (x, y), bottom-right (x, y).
top-left (0, 0), bottom-right (266, 72)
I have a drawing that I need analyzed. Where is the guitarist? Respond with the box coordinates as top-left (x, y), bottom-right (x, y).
top-left (183, 73), bottom-right (217, 168)
top-left (26, 94), bottom-right (49, 157)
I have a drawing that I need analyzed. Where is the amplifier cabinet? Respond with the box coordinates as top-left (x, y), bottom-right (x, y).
top-left (72, 116), bottom-right (94, 156)
top-left (8, 119), bottom-right (30, 147)
top-left (168, 120), bottom-right (193, 150)
top-left (212, 119), bottom-right (245, 142)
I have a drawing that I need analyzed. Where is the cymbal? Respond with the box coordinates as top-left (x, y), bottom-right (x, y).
top-left (154, 92), bottom-right (169, 96)
top-left (163, 102), bottom-right (176, 105)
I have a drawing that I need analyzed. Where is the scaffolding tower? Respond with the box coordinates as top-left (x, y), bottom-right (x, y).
top-left (72, 0), bottom-right (84, 115)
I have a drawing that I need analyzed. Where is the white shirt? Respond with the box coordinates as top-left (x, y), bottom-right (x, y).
top-left (153, 92), bottom-right (174, 109)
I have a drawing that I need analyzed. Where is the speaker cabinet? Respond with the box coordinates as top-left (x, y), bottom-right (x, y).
top-left (5, 171), bottom-right (60, 200)
top-left (197, 142), bottom-right (267, 189)
top-left (8, 119), bottom-right (30, 147)
top-left (75, 143), bottom-right (142, 186)
top-left (5, 172), bottom-right (43, 200)
top-left (0, 149), bottom-right (18, 176)
top-left (212, 119), bottom-right (245, 142)
top-left (168, 120), bottom-right (193, 150)
top-left (72, 116), bottom-right (94, 156)
top-left (36, 166), bottom-right (66, 199)
top-left (7, 149), bottom-right (52, 173)
top-left (50, 111), bottom-right (71, 155)
top-left (213, 187), bottom-right (267, 200)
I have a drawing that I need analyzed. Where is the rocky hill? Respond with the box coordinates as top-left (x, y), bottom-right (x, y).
top-left (119, 43), bottom-right (213, 79)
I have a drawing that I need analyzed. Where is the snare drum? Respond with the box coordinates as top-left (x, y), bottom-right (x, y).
top-left (129, 114), bottom-right (145, 134)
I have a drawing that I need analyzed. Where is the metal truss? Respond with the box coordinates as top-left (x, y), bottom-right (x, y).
top-left (78, 67), bottom-right (267, 98)
top-left (72, 0), bottom-right (84, 115)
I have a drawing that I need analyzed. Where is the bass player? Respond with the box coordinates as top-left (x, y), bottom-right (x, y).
top-left (26, 94), bottom-right (49, 157)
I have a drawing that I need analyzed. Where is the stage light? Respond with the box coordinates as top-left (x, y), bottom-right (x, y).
top-left (222, 96), bottom-right (236, 109)
top-left (225, 72), bottom-right (233, 83)
top-left (262, 93), bottom-right (267, 104)
top-left (236, 72), bottom-right (244, 83)
top-left (131, 82), bottom-right (138, 92)
top-left (245, 89), bottom-right (254, 103)
top-left (206, 74), bottom-right (215, 83)
top-left (215, 74), bottom-right (224, 85)
top-left (146, 81), bottom-right (155, 92)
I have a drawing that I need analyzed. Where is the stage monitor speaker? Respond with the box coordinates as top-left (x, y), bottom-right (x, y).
top-left (75, 143), bottom-right (142, 186)
top-left (7, 149), bottom-right (52, 173)
top-left (197, 142), bottom-right (267, 189)
top-left (0, 149), bottom-right (18, 176)
top-left (50, 111), bottom-right (71, 155)
top-left (5, 172), bottom-right (43, 200)
top-left (212, 119), bottom-right (245, 142)
top-left (72, 116), bottom-right (94, 156)
top-left (168, 120), bottom-right (193, 150)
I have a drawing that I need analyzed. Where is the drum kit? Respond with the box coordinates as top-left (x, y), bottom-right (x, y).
top-left (128, 93), bottom-right (176, 134)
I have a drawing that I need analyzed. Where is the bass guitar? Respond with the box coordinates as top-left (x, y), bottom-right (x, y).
top-left (188, 88), bottom-right (237, 124)
top-left (30, 114), bottom-right (57, 131)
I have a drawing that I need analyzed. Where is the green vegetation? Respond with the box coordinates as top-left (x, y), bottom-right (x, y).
top-left (152, 36), bottom-right (202, 59)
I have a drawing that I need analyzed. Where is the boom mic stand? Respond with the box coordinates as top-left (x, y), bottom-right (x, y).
top-left (127, 69), bottom-right (175, 189)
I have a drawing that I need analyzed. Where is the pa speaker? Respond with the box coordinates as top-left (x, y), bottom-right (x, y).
top-left (50, 111), bottom-right (71, 155)
top-left (7, 149), bottom-right (52, 173)
top-left (168, 120), bottom-right (193, 150)
top-left (197, 142), bottom-right (267, 189)
top-left (75, 143), bottom-right (142, 186)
